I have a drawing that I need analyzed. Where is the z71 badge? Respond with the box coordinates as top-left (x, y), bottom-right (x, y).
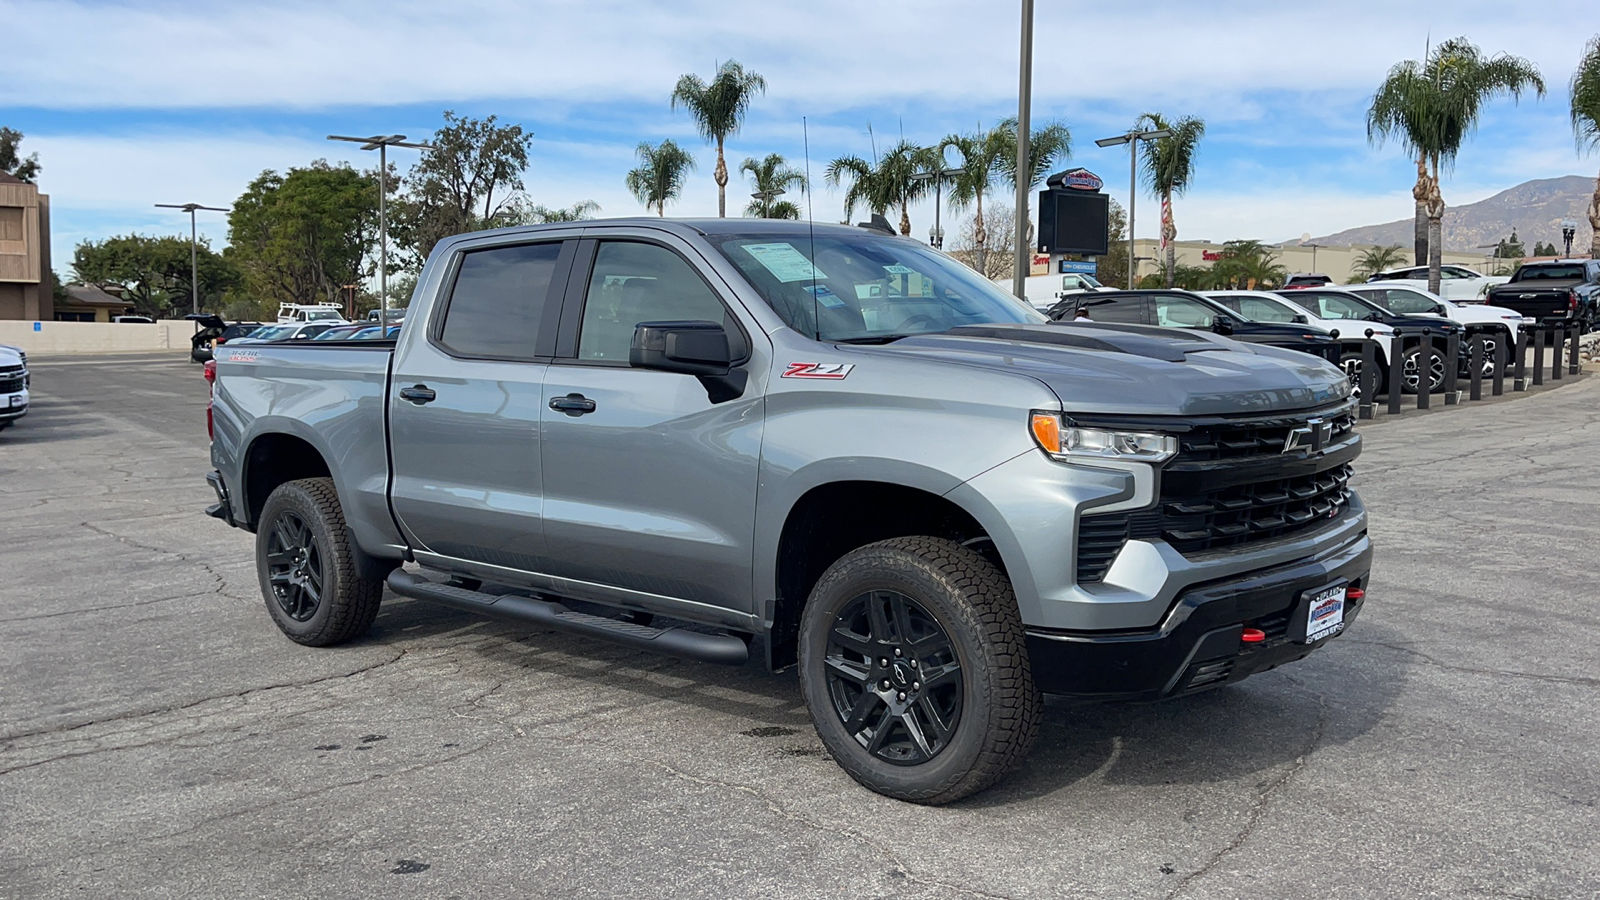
top-left (782, 362), bottom-right (854, 379)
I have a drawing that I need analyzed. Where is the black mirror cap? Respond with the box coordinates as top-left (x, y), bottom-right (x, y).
top-left (630, 321), bottom-right (732, 376)
top-left (1213, 314), bottom-right (1236, 336)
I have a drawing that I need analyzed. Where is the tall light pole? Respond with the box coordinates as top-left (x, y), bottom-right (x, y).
top-left (1011, 0), bottom-right (1035, 299)
top-left (751, 188), bottom-right (786, 219)
top-left (1561, 219), bottom-right (1577, 258)
top-left (154, 202), bottom-right (228, 315)
top-left (911, 164), bottom-right (962, 249)
top-left (327, 134), bottom-right (434, 332)
top-left (1095, 127), bottom-right (1170, 289)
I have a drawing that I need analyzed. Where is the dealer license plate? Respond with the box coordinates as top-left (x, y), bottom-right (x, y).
top-left (1302, 583), bottom-right (1346, 643)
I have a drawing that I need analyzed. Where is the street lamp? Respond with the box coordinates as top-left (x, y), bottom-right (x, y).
top-left (1561, 219), bottom-right (1578, 258)
top-left (327, 134), bottom-right (434, 332)
top-left (1011, 0), bottom-right (1035, 299)
top-left (751, 188), bottom-right (785, 219)
top-left (154, 202), bottom-right (229, 315)
top-left (910, 165), bottom-right (963, 249)
top-left (1096, 127), bottom-right (1171, 289)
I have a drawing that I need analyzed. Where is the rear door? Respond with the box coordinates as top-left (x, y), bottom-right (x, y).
top-left (1077, 293), bottom-right (1149, 324)
top-left (538, 234), bottom-right (766, 617)
top-left (388, 236), bottom-right (574, 572)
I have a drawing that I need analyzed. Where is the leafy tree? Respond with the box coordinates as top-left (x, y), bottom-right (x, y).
top-left (825, 141), bottom-right (928, 236)
top-left (398, 111), bottom-right (534, 261)
top-left (504, 198), bottom-right (601, 224)
top-left (1531, 240), bottom-right (1558, 257)
top-left (1573, 34), bottom-right (1600, 257)
top-left (949, 203), bottom-right (1017, 281)
top-left (941, 127), bottom-right (1009, 274)
top-left (1098, 198), bottom-right (1129, 289)
top-left (740, 153), bottom-right (807, 219)
top-left (1209, 240), bottom-right (1286, 289)
top-left (1368, 37), bottom-right (1545, 290)
top-left (226, 161), bottom-right (381, 308)
top-left (71, 234), bottom-right (238, 317)
top-left (1350, 244), bottom-right (1408, 281)
top-left (671, 60), bottom-right (767, 217)
top-left (1133, 112), bottom-right (1205, 288)
top-left (626, 140), bottom-right (697, 216)
top-left (0, 127), bottom-right (40, 183)
top-left (994, 118), bottom-right (1073, 196)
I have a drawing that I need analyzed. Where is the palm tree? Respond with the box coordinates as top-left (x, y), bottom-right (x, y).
top-left (670, 60), bottom-right (767, 218)
top-left (941, 126), bottom-right (1009, 273)
top-left (625, 140), bottom-right (696, 216)
top-left (1133, 113), bottom-right (1205, 288)
top-left (739, 153), bottom-right (807, 219)
top-left (1572, 35), bottom-right (1600, 258)
top-left (1350, 244), bottom-right (1408, 281)
top-left (1368, 38), bottom-right (1545, 291)
top-left (514, 199), bottom-right (601, 224)
top-left (824, 141), bottom-right (928, 236)
top-left (994, 117), bottom-right (1072, 251)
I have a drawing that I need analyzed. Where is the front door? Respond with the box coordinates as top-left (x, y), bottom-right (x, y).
top-left (539, 237), bottom-right (765, 617)
top-left (388, 238), bottom-right (571, 573)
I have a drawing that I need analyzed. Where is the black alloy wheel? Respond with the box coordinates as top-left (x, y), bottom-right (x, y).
top-left (265, 510), bottom-right (324, 622)
top-left (825, 590), bottom-right (964, 765)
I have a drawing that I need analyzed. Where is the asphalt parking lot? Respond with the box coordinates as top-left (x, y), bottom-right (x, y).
top-left (3, 352), bottom-right (1598, 899)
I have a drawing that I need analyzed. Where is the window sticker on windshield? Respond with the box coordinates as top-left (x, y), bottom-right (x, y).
top-left (806, 284), bottom-right (846, 309)
top-left (883, 264), bottom-right (914, 275)
top-left (743, 242), bottom-right (827, 283)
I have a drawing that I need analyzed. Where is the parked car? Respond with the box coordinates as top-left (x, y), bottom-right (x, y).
top-left (0, 345), bottom-right (28, 431)
top-left (112, 315), bottom-right (155, 324)
top-left (344, 324), bottom-right (402, 340)
top-left (1004, 273), bottom-right (1114, 310)
top-left (1044, 289), bottom-right (1343, 363)
top-left (204, 218), bottom-right (1369, 805)
top-left (1365, 264), bottom-right (1510, 303)
top-left (1, 344), bottom-right (28, 385)
top-left (1273, 288), bottom-right (1467, 393)
top-left (276, 303), bottom-right (348, 325)
top-left (1347, 284), bottom-right (1532, 364)
top-left (311, 324), bottom-right (372, 341)
top-left (1482, 260), bottom-right (1600, 333)
top-left (229, 322), bottom-right (338, 344)
top-left (365, 308), bottom-right (408, 323)
top-left (1283, 273), bottom-right (1333, 287)
top-left (1206, 290), bottom-right (1397, 397)
top-left (186, 315), bottom-right (265, 363)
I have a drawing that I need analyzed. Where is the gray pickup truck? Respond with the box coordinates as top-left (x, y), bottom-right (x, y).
top-left (204, 218), bottom-right (1370, 803)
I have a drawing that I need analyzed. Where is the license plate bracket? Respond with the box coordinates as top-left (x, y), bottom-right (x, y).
top-left (1292, 580), bottom-right (1347, 644)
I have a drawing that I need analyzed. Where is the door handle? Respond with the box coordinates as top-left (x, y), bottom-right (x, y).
top-left (549, 393), bottom-right (597, 416)
top-left (399, 385), bottom-right (436, 404)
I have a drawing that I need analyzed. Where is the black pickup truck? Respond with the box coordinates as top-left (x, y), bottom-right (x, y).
top-left (1485, 260), bottom-right (1600, 333)
top-left (1044, 289), bottom-right (1341, 362)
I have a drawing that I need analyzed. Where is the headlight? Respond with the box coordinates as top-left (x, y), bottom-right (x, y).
top-left (1029, 413), bottom-right (1177, 464)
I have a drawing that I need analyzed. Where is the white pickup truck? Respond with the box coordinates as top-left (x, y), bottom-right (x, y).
top-left (1364, 265), bottom-right (1509, 303)
top-left (0, 346), bottom-right (29, 431)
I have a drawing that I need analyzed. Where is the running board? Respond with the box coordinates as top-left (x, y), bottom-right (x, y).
top-left (385, 569), bottom-right (749, 666)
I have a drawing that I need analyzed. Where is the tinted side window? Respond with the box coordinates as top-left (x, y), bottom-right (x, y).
top-left (1079, 295), bottom-right (1145, 324)
top-left (1151, 294), bottom-right (1216, 328)
top-left (577, 242), bottom-right (733, 362)
top-left (1238, 297), bottom-right (1298, 323)
top-left (439, 242), bottom-right (563, 358)
top-left (1378, 291), bottom-right (1432, 314)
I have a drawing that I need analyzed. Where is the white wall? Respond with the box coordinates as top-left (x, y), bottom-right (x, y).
top-left (0, 319), bottom-right (198, 354)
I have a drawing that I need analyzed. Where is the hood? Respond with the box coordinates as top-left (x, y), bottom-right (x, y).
top-left (1225, 321), bottom-right (1336, 340)
top-left (1382, 313), bottom-right (1462, 333)
top-left (867, 324), bottom-right (1351, 417)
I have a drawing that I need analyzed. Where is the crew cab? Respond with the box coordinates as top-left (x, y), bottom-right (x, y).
top-left (0, 345), bottom-right (27, 430)
top-left (1043, 289), bottom-right (1342, 363)
top-left (1275, 287), bottom-right (1468, 393)
top-left (1366, 264), bottom-right (1509, 303)
top-left (1205, 290), bottom-right (1397, 397)
top-left (1483, 260), bottom-right (1599, 333)
top-left (203, 219), bottom-right (1370, 804)
top-left (1348, 283), bottom-right (1531, 369)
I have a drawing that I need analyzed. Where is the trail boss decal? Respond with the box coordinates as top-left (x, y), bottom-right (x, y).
top-left (782, 362), bottom-right (855, 380)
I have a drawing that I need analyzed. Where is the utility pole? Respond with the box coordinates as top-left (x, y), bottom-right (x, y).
top-left (327, 134), bottom-right (434, 332)
top-left (154, 203), bottom-right (228, 315)
top-left (1011, 0), bottom-right (1034, 299)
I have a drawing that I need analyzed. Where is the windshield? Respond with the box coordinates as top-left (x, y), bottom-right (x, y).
top-left (709, 232), bottom-right (1043, 341)
top-left (1279, 291), bottom-right (1377, 321)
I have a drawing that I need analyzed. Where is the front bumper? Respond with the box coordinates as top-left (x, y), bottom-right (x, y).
top-left (1025, 527), bottom-right (1371, 700)
top-left (1, 390), bottom-right (28, 421)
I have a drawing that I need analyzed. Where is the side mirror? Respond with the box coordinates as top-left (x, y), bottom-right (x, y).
top-left (1293, 314), bottom-right (1309, 324)
top-left (1212, 314), bottom-right (1236, 336)
top-left (630, 321), bottom-right (747, 403)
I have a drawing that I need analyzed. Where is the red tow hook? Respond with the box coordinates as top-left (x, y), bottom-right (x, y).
top-left (1346, 588), bottom-right (1365, 601)
top-left (1241, 628), bottom-right (1266, 644)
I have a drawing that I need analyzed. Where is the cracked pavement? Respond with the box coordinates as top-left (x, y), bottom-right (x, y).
top-left (2, 352), bottom-right (1598, 899)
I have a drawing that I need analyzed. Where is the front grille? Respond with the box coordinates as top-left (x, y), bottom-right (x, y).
top-left (0, 376), bottom-right (23, 394)
top-left (1074, 404), bottom-right (1358, 583)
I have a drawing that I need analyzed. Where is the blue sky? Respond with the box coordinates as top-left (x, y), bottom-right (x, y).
top-left (3, 0), bottom-right (1596, 276)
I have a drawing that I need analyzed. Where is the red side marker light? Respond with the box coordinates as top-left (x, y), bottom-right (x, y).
top-left (1241, 628), bottom-right (1266, 643)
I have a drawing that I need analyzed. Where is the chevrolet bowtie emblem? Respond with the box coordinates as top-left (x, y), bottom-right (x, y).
top-left (1283, 417), bottom-right (1332, 453)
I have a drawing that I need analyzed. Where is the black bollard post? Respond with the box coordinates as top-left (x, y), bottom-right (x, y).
top-left (1358, 333), bottom-right (1376, 419)
top-left (1444, 332), bottom-right (1460, 405)
top-left (1492, 337), bottom-right (1506, 396)
top-left (1469, 339), bottom-right (1483, 401)
top-left (1388, 331), bottom-right (1405, 415)
top-left (1417, 329), bottom-right (1432, 410)
top-left (1552, 325), bottom-right (1564, 381)
top-left (1533, 326), bottom-right (1545, 386)
top-left (1571, 325), bottom-right (1582, 376)
top-left (1514, 330), bottom-right (1528, 391)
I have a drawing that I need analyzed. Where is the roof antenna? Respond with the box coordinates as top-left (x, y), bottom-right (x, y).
top-left (804, 117), bottom-right (821, 339)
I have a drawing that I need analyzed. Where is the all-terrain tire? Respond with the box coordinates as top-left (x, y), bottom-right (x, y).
top-left (798, 536), bottom-right (1041, 804)
top-left (255, 477), bottom-right (383, 646)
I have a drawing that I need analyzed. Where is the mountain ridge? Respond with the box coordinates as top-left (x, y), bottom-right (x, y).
top-left (1302, 175), bottom-right (1596, 254)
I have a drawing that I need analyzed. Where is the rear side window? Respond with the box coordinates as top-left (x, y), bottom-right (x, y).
top-left (1236, 296), bottom-right (1299, 323)
top-left (1078, 295), bottom-right (1145, 324)
top-left (439, 242), bottom-right (564, 358)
